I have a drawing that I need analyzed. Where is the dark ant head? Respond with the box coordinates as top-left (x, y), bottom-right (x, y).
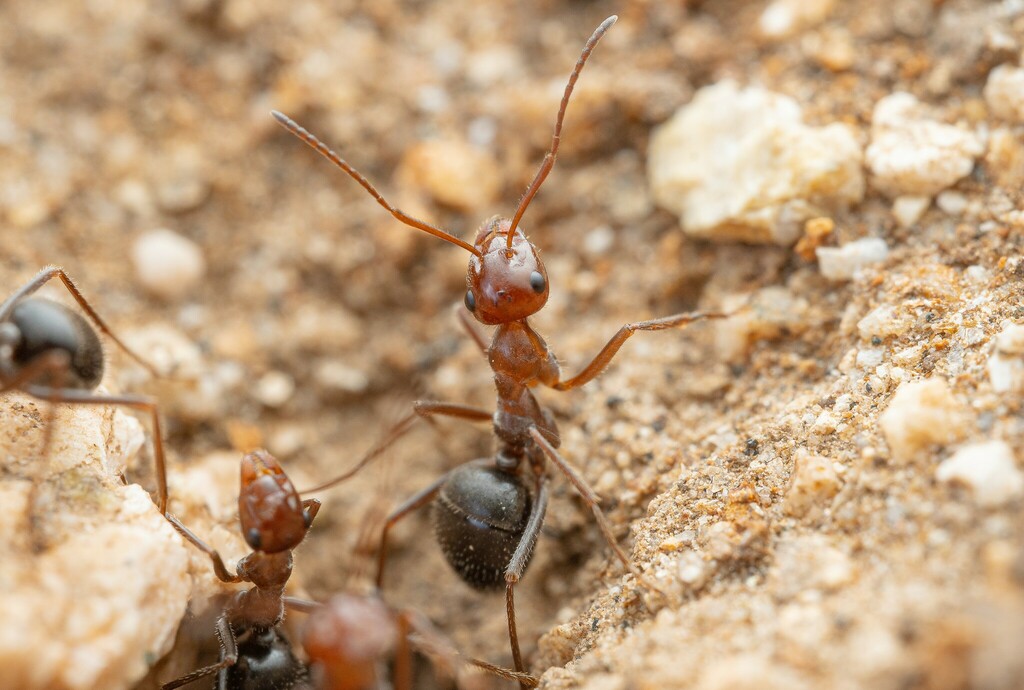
top-left (238, 449), bottom-right (310, 554)
top-left (433, 464), bottom-right (533, 589)
top-left (464, 217), bottom-right (549, 325)
top-left (5, 298), bottom-right (104, 389)
top-left (303, 593), bottom-right (397, 689)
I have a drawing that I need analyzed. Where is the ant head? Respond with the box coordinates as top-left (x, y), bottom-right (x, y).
top-left (238, 450), bottom-right (311, 554)
top-left (464, 217), bottom-right (549, 325)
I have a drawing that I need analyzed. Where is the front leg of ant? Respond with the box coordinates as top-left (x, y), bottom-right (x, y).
top-left (161, 614), bottom-right (238, 690)
top-left (503, 475), bottom-right (549, 687)
top-left (551, 310), bottom-right (731, 391)
top-left (166, 515), bottom-right (243, 584)
top-left (375, 473), bottom-right (449, 589)
top-left (24, 386), bottom-right (170, 516)
top-left (527, 427), bottom-right (664, 595)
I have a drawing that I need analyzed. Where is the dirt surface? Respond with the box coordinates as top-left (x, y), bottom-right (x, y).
top-left (2, 0), bottom-right (1024, 688)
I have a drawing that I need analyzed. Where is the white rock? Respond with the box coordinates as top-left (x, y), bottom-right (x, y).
top-left (937, 441), bottom-right (1024, 507)
top-left (936, 190), bottom-right (968, 216)
top-left (879, 378), bottom-right (967, 462)
top-left (988, 322), bottom-right (1024, 393)
top-left (866, 93), bottom-right (984, 197)
top-left (0, 393), bottom-right (191, 690)
top-left (892, 195), bottom-right (930, 227)
top-left (759, 0), bottom-right (836, 39)
top-left (649, 81), bottom-right (864, 245)
top-left (715, 287), bottom-right (809, 361)
top-left (785, 452), bottom-right (842, 518)
top-left (256, 370), bottom-right (295, 408)
top-left (132, 229), bottom-right (206, 301)
top-left (816, 237), bottom-right (889, 281)
top-left (984, 64), bottom-right (1024, 123)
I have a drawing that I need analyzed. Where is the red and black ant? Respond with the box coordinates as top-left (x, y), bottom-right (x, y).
top-left (0, 266), bottom-right (170, 519)
top-left (273, 15), bottom-right (731, 683)
top-left (161, 448), bottom-right (320, 690)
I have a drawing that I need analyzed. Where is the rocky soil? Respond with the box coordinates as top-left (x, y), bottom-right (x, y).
top-left (2, 0), bottom-right (1023, 688)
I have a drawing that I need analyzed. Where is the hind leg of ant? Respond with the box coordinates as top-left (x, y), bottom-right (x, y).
top-left (552, 310), bottom-right (732, 391)
top-left (22, 385), bottom-right (169, 515)
top-left (455, 304), bottom-right (490, 355)
top-left (166, 514), bottom-right (242, 583)
top-left (300, 411), bottom-right (419, 494)
top-left (502, 475), bottom-right (549, 687)
top-left (0, 266), bottom-right (160, 377)
top-left (375, 473), bottom-right (451, 589)
top-left (528, 427), bottom-right (664, 595)
top-left (161, 614), bottom-right (238, 690)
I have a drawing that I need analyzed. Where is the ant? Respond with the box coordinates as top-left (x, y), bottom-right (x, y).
top-left (163, 427), bottom-right (536, 690)
top-left (0, 266), bottom-right (170, 518)
top-left (273, 15), bottom-right (731, 683)
top-left (162, 448), bottom-right (320, 690)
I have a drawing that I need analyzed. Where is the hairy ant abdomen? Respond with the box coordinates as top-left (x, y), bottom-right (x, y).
top-left (10, 298), bottom-right (104, 389)
top-left (433, 464), bottom-right (533, 590)
top-left (225, 627), bottom-right (310, 690)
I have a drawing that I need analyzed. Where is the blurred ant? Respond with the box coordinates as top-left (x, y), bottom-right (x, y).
top-left (0, 266), bottom-right (170, 516)
top-left (162, 449), bottom-right (319, 690)
top-left (274, 15), bottom-right (731, 682)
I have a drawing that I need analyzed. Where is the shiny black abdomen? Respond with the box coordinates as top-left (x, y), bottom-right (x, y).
top-left (432, 464), bottom-right (532, 590)
top-left (223, 627), bottom-right (311, 690)
top-left (10, 298), bottom-right (103, 389)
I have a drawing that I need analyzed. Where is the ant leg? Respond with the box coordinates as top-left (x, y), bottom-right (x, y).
top-left (394, 611), bottom-right (413, 690)
top-left (162, 614), bottom-right (238, 690)
top-left (282, 596), bottom-right (320, 614)
top-left (552, 310), bottom-right (731, 391)
top-left (413, 400), bottom-right (492, 424)
top-left (375, 472), bottom-right (452, 589)
top-left (0, 266), bottom-right (161, 378)
top-left (24, 385), bottom-right (169, 515)
top-left (503, 476), bottom-right (549, 687)
top-left (454, 305), bottom-right (489, 355)
top-left (300, 411), bottom-right (418, 494)
top-left (166, 515), bottom-right (242, 583)
top-left (528, 427), bottom-right (664, 595)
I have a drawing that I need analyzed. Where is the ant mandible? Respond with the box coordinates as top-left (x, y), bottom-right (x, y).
top-left (0, 266), bottom-right (170, 517)
top-left (162, 449), bottom-right (320, 690)
top-left (273, 15), bottom-right (730, 682)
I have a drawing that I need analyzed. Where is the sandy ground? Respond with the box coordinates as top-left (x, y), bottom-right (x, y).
top-left (1, 0), bottom-right (1023, 688)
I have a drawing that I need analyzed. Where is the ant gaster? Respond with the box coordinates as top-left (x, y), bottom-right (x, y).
top-left (0, 267), bottom-right (170, 517)
top-left (163, 450), bottom-right (319, 690)
top-left (274, 15), bottom-right (730, 682)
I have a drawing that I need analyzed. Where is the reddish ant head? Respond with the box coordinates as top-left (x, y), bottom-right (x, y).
top-left (464, 217), bottom-right (549, 326)
top-left (238, 450), bottom-right (311, 554)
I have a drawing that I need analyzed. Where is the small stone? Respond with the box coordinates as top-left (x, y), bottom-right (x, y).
top-left (879, 378), bottom-right (967, 462)
top-left (759, 0), bottom-right (836, 40)
top-left (866, 93), bottom-right (983, 197)
top-left (857, 304), bottom-right (912, 340)
top-left (132, 229), bottom-right (206, 301)
top-left (984, 65), bottom-right (1024, 123)
top-left (937, 441), bottom-right (1024, 507)
top-left (816, 237), bottom-right (889, 281)
top-left (794, 217), bottom-right (834, 261)
top-left (935, 190), bottom-right (968, 216)
top-left (856, 348), bottom-right (885, 369)
top-left (986, 128), bottom-right (1024, 189)
top-left (255, 370), bottom-right (295, 408)
top-left (988, 322), bottom-right (1024, 393)
top-left (892, 195), bottom-right (931, 227)
top-left (676, 551), bottom-right (709, 588)
top-left (315, 359), bottom-right (370, 395)
top-left (715, 287), bottom-right (809, 361)
top-left (786, 452), bottom-right (842, 518)
top-left (648, 81), bottom-right (864, 245)
top-left (398, 138), bottom-right (501, 213)
top-left (802, 27), bottom-right (856, 72)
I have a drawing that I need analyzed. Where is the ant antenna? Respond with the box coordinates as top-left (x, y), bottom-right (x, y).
top-left (271, 111), bottom-right (482, 257)
top-left (506, 15), bottom-right (617, 249)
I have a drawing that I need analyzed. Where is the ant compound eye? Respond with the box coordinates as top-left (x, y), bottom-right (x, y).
top-left (246, 528), bottom-right (263, 550)
top-left (529, 271), bottom-right (546, 293)
top-left (464, 289), bottom-right (476, 312)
